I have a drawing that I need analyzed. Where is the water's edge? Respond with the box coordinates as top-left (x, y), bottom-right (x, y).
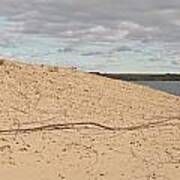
top-left (91, 73), bottom-right (180, 96)
top-left (134, 81), bottom-right (180, 96)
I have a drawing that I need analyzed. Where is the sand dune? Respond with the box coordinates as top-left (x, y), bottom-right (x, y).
top-left (0, 59), bottom-right (180, 180)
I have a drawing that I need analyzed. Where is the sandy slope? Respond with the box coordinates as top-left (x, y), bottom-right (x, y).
top-left (0, 59), bottom-right (180, 180)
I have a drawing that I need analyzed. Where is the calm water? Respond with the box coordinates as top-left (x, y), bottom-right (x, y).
top-left (0, 0), bottom-right (180, 73)
top-left (135, 81), bottom-right (180, 96)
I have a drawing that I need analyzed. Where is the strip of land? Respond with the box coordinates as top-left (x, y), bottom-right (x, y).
top-left (90, 72), bottom-right (180, 81)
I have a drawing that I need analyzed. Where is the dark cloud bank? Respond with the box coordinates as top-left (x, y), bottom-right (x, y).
top-left (0, 0), bottom-right (180, 42)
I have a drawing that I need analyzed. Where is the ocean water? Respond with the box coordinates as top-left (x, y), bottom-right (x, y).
top-left (135, 81), bottom-right (180, 96)
top-left (0, 0), bottom-right (180, 73)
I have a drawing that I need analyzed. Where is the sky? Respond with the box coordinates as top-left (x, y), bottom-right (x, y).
top-left (0, 0), bottom-right (180, 73)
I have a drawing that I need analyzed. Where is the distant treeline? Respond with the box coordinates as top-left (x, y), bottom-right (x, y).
top-left (90, 72), bottom-right (180, 81)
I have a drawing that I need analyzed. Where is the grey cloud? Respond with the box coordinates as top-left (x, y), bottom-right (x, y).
top-left (145, 64), bottom-right (180, 71)
top-left (171, 60), bottom-right (180, 66)
top-left (58, 47), bottom-right (74, 53)
top-left (148, 58), bottom-right (162, 62)
top-left (81, 52), bottom-right (103, 57)
top-left (0, 0), bottom-right (180, 42)
top-left (114, 46), bottom-right (132, 52)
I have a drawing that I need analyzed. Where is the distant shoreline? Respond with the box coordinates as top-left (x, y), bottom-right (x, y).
top-left (1, 58), bottom-right (179, 81)
top-left (90, 72), bottom-right (180, 81)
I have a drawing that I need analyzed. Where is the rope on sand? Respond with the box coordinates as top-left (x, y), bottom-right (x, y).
top-left (0, 117), bottom-right (179, 135)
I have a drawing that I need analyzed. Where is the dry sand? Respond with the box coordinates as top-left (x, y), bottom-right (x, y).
top-left (0, 59), bottom-right (180, 180)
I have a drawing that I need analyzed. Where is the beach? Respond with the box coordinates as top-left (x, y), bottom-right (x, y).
top-left (0, 59), bottom-right (180, 180)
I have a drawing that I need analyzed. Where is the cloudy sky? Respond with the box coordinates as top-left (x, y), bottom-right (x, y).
top-left (0, 0), bottom-right (180, 72)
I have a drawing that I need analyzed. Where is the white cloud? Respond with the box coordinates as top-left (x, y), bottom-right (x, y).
top-left (172, 20), bottom-right (180, 26)
top-left (118, 21), bottom-right (157, 32)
